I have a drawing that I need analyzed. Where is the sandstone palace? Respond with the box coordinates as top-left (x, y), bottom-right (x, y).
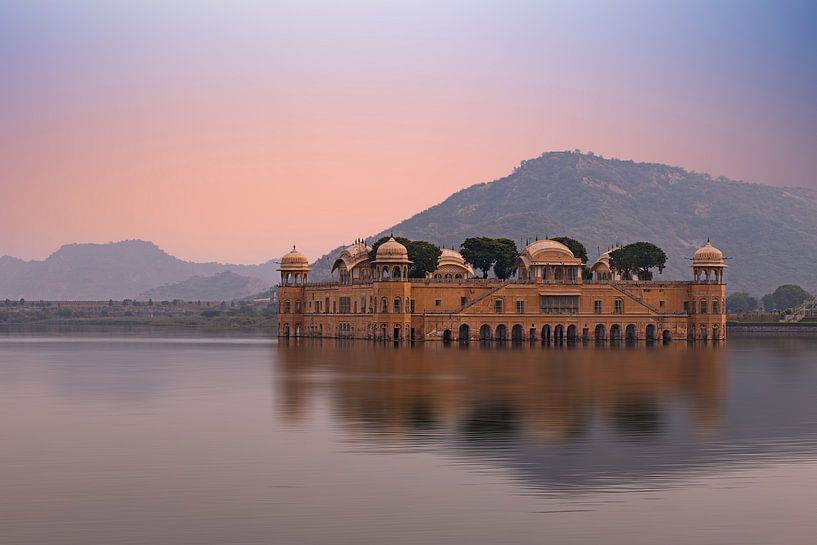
top-left (277, 237), bottom-right (726, 343)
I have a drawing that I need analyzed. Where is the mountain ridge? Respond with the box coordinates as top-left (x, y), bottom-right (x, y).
top-left (309, 151), bottom-right (817, 295)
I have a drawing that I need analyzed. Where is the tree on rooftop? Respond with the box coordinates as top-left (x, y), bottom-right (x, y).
top-left (609, 242), bottom-right (667, 280)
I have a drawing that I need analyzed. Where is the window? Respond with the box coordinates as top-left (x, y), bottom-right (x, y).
top-left (361, 297), bottom-right (366, 313)
top-left (435, 299), bottom-right (442, 307)
top-left (283, 300), bottom-right (291, 313)
top-left (684, 301), bottom-right (690, 313)
top-left (594, 300), bottom-right (602, 313)
top-left (394, 298), bottom-right (401, 313)
top-left (567, 267), bottom-right (577, 282)
top-left (516, 300), bottom-right (524, 314)
top-left (332, 300), bottom-right (336, 314)
top-left (381, 297), bottom-right (388, 313)
top-left (554, 267), bottom-right (564, 281)
top-left (713, 299), bottom-right (720, 314)
top-left (700, 300), bottom-right (708, 314)
top-left (338, 297), bottom-right (350, 314)
top-left (410, 299), bottom-right (416, 313)
top-left (614, 299), bottom-right (623, 314)
top-left (460, 296), bottom-right (468, 307)
top-left (660, 300), bottom-right (666, 308)
top-left (295, 301), bottom-right (302, 313)
top-left (324, 297), bottom-right (329, 314)
top-left (494, 299), bottom-right (503, 313)
top-left (540, 295), bottom-right (579, 314)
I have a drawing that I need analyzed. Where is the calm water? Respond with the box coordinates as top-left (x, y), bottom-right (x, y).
top-left (2, 331), bottom-right (817, 545)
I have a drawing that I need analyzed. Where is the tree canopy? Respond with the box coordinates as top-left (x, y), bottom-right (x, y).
top-left (460, 237), bottom-right (519, 279)
top-left (368, 236), bottom-right (442, 278)
top-left (608, 242), bottom-right (667, 280)
top-left (761, 284), bottom-right (812, 311)
top-left (726, 292), bottom-right (758, 313)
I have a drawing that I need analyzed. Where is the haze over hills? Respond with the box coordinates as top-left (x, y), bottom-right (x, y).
top-left (138, 271), bottom-right (269, 301)
top-left (3, 152), bottom-right (816, 299)
top-left (310, 151), bottom-right (817, 295)
top-left (0, 240), bottom-right (277, 300)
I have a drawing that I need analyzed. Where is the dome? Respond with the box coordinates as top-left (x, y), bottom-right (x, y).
top-left (429, 248), bottom-right (474, 278)
top-left (331, 240), bottom-right (372, 273)
top-left (438, 248), bottom-right (466, 266)
top-left (692, 240), bottom-right (725, 266)
top-left (280, 245), bottom-right (311, 271)
top-left (375, 237), bottom-right (410, 263)
top-left (523, 239), bottom-right (576, 261)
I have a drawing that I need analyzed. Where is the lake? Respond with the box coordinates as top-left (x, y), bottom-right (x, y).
top-left (2, 331), bottom-right (817, 544)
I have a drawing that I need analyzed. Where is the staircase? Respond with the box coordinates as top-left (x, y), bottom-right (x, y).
top-left (609, 282), bottom-right (660, 314)
top-left (456, 281), bottom-right (511, 313)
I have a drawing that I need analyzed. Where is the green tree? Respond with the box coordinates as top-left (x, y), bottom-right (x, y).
top-left (492, 238), bottom-right (519, 280)
top-left (609, 242), bottom-right (667, 280)
top-left (726, 292), bottom-right (758, 313)
top-left (761, 285), bottom-right (812, 311)
top-left (460, 237), bottom-right (497, 279)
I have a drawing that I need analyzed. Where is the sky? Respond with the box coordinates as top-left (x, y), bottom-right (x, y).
top-left (2, 0), bottom-right (816, 264)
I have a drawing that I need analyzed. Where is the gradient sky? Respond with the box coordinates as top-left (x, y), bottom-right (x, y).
top-left (2, 0), bottom-right (816, 263)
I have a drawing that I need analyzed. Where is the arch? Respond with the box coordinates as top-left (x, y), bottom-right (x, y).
top-left (541, 325), bottom-right (551, 344)
top-left (610, 324), bottom-right (622, 342)
top-left (529, 327), bottom-right (537, 341)
top-left (699, 326), bottom-right (707, 341)
top-left (392, 266), bottom-right (401, 279)
top-left (594, 324), bottom-right (606, 343)
top-left (712, 324), bottom-right (720, 342)
top-left (443, 329), bottom-right (452, 344)
top-left (646, 324), bottom-right (656, 342)
top-left (511, 324), bottom-right (524, 341)
top-left (283, 323), bottom-right (290, 338)
top-left (566, 324), bottom-right (577, 342)
top-left (625, 324), bottom-right (637, 342)
top-left (479, 324), bottom-right (492, 342)
top-left (495, 324), bottom-right (508, 342)
top-left (554, 324), bottom-right (564, 343)
top-left (458, 323), bottom-right (470, 342)
top-left (662, 329), bottom-right (671, 343)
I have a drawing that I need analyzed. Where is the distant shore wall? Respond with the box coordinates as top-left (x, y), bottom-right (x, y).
top-left (728, 322), bottom-right (817, 337)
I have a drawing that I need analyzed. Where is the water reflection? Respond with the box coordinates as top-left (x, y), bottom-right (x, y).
top-left (276, 340), bottom-right (817, 490)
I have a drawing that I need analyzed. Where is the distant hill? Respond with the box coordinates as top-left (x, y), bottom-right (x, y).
top-left (138, 271), bottom-right (269, 301)
top-left (310, 151), bottom-right (817, 295)
top-left (0, 240), bottom-right (277, 300)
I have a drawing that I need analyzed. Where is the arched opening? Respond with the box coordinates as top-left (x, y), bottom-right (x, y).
top-left (567, 324), bottom-right (577, 343)
top-left (712, 325), bottom-right (720, 342)
top-left (529, 327), bottom-right (536, 341)
top-left (610, 324), bottom-right (622, 342)
top-left (443, 329), bottom-right (452, 344)
top-left (541, 325), bottom-right (551, 344)
top-left (479, 324), bottom-right (492, 342)
top-left (458, 324), bottom-right (470, 343)
top-left (295, 324), bottom-right (301, 337)
top-left (646, 324), bottom-right (656, 342)
top-left (283, 323), bottom-right (290, 338)
top-left (662, 329), bottom-right (671, 343)
top-left (496, 324), bottom-right (508, 342)
top-left (511, 324), bottom-right (524, 341)
top-left (625, 324), bottom-right (637, 342)
top-left (393, 326), bottom-right (401, 342)
top-left (699, 326), bottom-right (707, 341)
top-left (392, 266), bottom-right (401, 279)
top-left (594, 324), bottom-right (606, 343)
top-left (554, 324), bottom-right (564, 343)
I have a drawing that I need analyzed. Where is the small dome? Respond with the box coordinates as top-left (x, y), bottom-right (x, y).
top-left (438, 248), bottom-right (466, 265)
top-left (375, 237), bottom-right (409, 261)
top-left (693, 240), bottom-right (725, 265)
top-left (280, 245), bottom-right (311, 270)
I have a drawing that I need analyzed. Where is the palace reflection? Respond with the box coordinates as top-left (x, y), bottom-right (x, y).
top-left (274, 341), bottom-right (737, 489)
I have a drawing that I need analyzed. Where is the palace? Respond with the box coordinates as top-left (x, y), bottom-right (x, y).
top-left (277, 237), bottom-right (726, 343)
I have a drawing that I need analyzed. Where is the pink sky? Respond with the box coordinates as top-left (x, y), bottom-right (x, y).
top-left (3, 1), bottom-right (816, 263)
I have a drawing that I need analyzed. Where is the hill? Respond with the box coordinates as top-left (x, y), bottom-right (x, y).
top-left (137, 271), bottom-right (269, 301)
top-left (310, 151), bottom-right (817, 295)
top-left (0, 240), bottom-right (277, 300)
